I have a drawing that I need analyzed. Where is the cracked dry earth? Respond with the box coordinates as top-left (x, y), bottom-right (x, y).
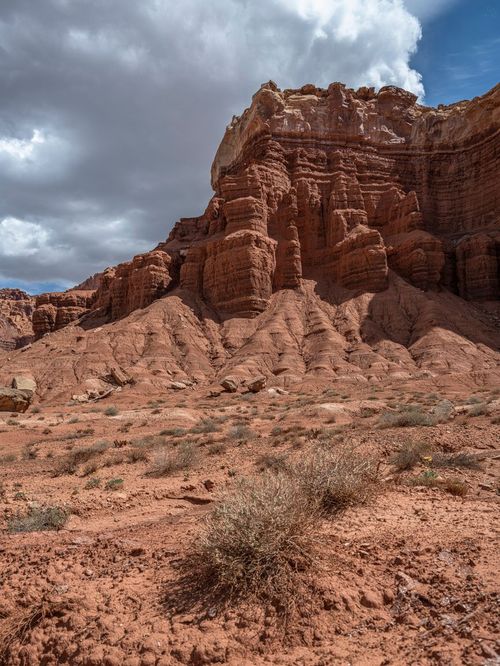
top-left (0, 383), bottom-right (499, 666)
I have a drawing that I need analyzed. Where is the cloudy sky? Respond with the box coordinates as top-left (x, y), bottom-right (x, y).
top-left (0, 0), bottom-right (498, 293)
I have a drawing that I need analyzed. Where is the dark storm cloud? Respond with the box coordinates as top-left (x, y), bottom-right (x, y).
top-left (0, 0), bottom-right (441, 291)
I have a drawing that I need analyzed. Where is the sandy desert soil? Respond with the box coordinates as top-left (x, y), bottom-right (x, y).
top-left (0, 382), bottom-right (499, 665)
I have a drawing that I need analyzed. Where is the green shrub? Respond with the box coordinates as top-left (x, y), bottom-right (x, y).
top-left (104, 406), bottom-right (119, 417)
top-left (8, 506), bottom-right (69, 532)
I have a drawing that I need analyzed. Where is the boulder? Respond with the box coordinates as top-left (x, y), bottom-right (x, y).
top-left (0, 387), bottom-right (32, 412)
top-left (220, 377), bottom-right (239, 393)
top-left (247, 375), bottom-right (267, 393)
top-left (11, 376), bottom-right (37, 394)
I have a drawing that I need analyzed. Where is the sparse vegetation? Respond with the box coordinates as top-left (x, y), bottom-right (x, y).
top-left (292, 446), bottom-right (376, 513)
top-left (54, 441), bottom-right (109, 475)
top-left (148, 442), bottom-right (199, 476)
top-left (104, 478), bottom-right (124, 491)
top-left (104, 406), bottom-right (119, 417)
top-left (228, 424), bottom-right (256, 441)
top-left (430, 452), bottom-right (481, 469)
top-left (379, 404), bottom-right (433, 428)
top-left (191, 472), bottom-right (318, 604)
top-left (467, 403), bottom-right (487, 417)
top-left (84, 477), bottom-right (100, 489)
top-left (391, 441), bottom-right (431, 471)
top-left (8, 506), bottom-right (69, 532)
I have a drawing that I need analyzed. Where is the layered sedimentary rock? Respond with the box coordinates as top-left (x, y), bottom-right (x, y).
top-left (0, 289), bottom-right (35, 350)
top-left (6, 81), bottom-right (500, 347)
top-left (33, 291), bottom-right (95, 340)
top-left (165, 81), bottom-right (498, 316)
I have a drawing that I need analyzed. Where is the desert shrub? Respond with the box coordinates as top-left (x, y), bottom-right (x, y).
top-left (68, 417), bottom-right (80, 424)
top-left (159, 428), bottom-right (186, 437)
top-left (431, 452), bottom-right (481, 469)
top-left (54, 441), bottom-right (109, 476)
top-left (192, 472), bottom-right (318, 604)
top-left (104, 406), bottom-right (119, 417)
top-left (84, 477), bottom-right (100, 489)
top-left (191, 418), bottom-right (220, 434)
top-left (443, 478), bottom-right (468, 497)
top-left (126, 448), bottom-right (149, 463)
top-left (379, 404), bottom-right (432, 428)
top-left (467, 403), bottom-right (487, 417)
top-left (407, 469), bottom-right (440, 488)
top-left (430, 399), bottom-right (454, 424)
top-left (31, 407), bottom-right (41, 414)
top-left (292, 446), bottom-right (376, 513)
top-left (256, 453), bottom-right (289, 473)
top-left (391, 441), bottom-right (431, 471)
top-left (105, 478), bottom-right (124, 491)
top-left (8, 506), bottom-right (69, 532)
top-left (0, 454), bottom-right (16, 464)
top-left (208, 441), bottom-right (227, 456)
top-left (228, 424), bottom-right (256, 441)
top-left (491, 414), bottom-right (500, 425)
top-left (148, 442), bottom-right (199, 476)
top-left (465, 396), bottom-right (483, 405)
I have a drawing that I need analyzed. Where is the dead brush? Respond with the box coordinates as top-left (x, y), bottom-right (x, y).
top-left (291, 446), bottom-right (377, 513)
top-left (190, 472), bottom-right (319, 608)
top-left (53, 441), bottom-right (108, 476)
top-left (430, 451), bottom-right (482, 470)
top-left (0, 594), bottom-right (76, 663)
top-left (391, 441), bottom-right (431, 471)
top-left (147, 442), bottom-right (199, 477)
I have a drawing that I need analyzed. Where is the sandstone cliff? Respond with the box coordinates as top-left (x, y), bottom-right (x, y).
top-left (0, 289), bottom-right (34, 350)
top-left (0, 81), bottom-right (498, 398)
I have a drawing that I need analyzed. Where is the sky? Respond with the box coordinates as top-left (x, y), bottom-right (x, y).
top-left (0, 0), bottom-right (498, 294)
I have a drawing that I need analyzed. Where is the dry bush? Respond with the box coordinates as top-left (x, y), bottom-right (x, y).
top-left (148, 442), bottom-right (199, 477)
top-left (467, 403), bottom-right (487, 417)
top-left (228, 424), bottom-right (256, 441)
top-left (379, 404), bottom-right (433, 428)
top-left (0, 596), bottom-right (75, 663)
top-left (8, 506), bottom-right (69, 533)
top-left (443, 478), bottom-right (468, 497)
top-left (191, 418), bottom-right (220, 434)
top-left (391, 441), bottom-right (431, 471)
top-left (256, 453), bottom-right (289, 473)
top-left (431, 452), bottom-right (482, 470)
top-left (491, 414), bottom-right (500, 425)
top-left (208, 441), bottom-right (227, 456)
top-left (192, 472), bottom-right (319, 605)
top-left (291, 446), bottom-right (377, 513)
top-left (53, 440), bottom-right (109, 476)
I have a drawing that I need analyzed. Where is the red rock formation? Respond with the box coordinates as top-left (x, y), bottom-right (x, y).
top-left (92, 250), bottom-right (173, 320)
top-left (0, 289), bottom-right (35, 350)
top-left (24, 81), bottom-right (500, 335)
top-left (33, 290), bottom-right (95, 339)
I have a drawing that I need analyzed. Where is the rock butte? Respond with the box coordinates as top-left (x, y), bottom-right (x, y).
top-left (0, 81), bottom-right (499, 401)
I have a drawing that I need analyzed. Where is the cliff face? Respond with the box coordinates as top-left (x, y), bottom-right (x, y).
top-left (172, 81), bottom-right (498, 316)
top-left (10, 81), bottom-right (500, 343)
top-left (0, 289), bottom-right (35, 350)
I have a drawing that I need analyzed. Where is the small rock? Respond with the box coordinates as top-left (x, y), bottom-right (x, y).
top-left (170, 381), bottom-right (187, 390)
top-left (220, 377), bottom-right (238, 393)
top-left (360, 590), bottom-right (382, 609)
top-left (203, 479), bottom-right (215, 492)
